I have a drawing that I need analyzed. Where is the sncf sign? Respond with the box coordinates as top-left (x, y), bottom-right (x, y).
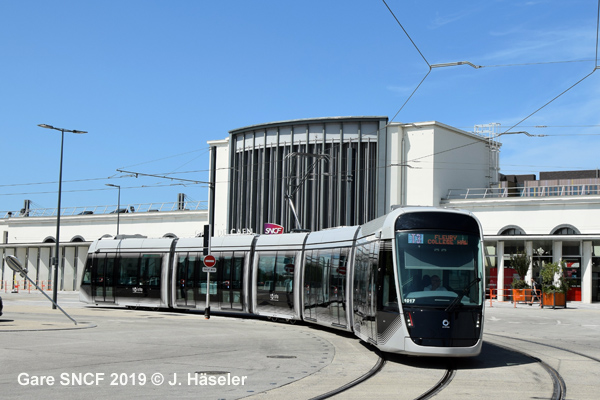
top-left (264, 223), bottom-right (284, 235)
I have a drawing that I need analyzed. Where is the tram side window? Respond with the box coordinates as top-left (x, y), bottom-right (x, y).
top-left (377, 243), bottom-right (398, 312)
top-left (276, 253), bottom-right (295, 294)
top-left (176, 255), bottom-right (187, 286)
top-left (82, 258), bottom-right (92, 285)
top-left (257, 253), bottom-right (276, 292)
top-left (354, 244), bottom-right (374, 311)
top-left (257, 252), bottom-right (295, 294)
top-left (118, 254), bottom-right (140, 285)
top-left (303, 250), bottom-right (320, 319)
top-left (141, 255), bottom-right (162, 287)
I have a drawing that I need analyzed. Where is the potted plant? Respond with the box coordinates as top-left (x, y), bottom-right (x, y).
top-left (510, 251), bottom-right (531, 302)
top-left (540, 261), bottom-right (568, 309)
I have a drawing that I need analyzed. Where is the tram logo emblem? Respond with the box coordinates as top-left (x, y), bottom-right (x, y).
top-left (264, 223), bottom-right (284, 235)
top-left (442, 319), bottom-right (450, 328)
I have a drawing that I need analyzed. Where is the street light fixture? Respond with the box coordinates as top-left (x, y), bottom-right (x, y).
top-left (105, 183), bottom-right (121, 236)
top-left (38, 123), bottom-right (87, 309)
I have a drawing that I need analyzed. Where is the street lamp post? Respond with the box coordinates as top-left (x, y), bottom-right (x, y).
top-left (105, 183), bottom-right (121, 236)
top-left (38, 124), bottom-right (87, 309)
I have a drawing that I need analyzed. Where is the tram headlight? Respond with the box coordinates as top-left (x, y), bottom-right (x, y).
top-left (404, 312), bottom-right (414, 328)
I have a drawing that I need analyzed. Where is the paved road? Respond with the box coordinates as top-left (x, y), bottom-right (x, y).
top-left (1, 291), bottom-right (599, 399)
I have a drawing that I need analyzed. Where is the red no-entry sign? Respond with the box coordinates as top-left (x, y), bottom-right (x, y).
top-left (203, 255), bottom-right (216, 267)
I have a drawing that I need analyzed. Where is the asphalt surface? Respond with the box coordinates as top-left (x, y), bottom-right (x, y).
top-left (1, 291), bottom-right (599, 399)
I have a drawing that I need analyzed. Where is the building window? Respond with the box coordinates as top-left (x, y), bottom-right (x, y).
top-left (484, 241), bottom-right (498, 296)
top-left (563, 241), bottom-right (581, 301)
top-left (552, 226), bottom-right (580, 235)
top-left (592, 242), bottom-right (600, 302)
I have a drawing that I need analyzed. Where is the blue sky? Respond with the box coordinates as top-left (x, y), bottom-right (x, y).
top-left (1, 1), bottom-right (599, 213)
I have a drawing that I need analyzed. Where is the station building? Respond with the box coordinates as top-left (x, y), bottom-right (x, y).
top-left (2, 116), bottom-right (599, 303)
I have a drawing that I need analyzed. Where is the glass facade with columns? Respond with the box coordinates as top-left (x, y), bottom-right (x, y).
top-left (484, 236), bottom-right (600, 303)
top-left (227, 117), bottom-right (389, 234)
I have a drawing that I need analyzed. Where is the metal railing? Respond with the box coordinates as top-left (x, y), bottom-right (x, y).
top-left (446, 184), bottom-right (600, 200)
top-left (2, 200), bottom-right (207, 219)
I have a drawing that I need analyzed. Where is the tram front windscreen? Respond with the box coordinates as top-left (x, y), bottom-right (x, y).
top-left (396, 231), bottom-right (483, 308)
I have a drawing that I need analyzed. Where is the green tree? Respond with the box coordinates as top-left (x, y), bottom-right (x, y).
top-left (510, 250), bottom-right (531, 289)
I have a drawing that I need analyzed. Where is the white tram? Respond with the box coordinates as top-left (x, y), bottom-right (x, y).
top-left (80, 206), bottom-right (485, 357)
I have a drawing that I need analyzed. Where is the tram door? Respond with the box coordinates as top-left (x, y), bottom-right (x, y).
top-left (215, 252), bottom-right (243, 310)
top-left (352, 242), bottom-right (378, 342)
top-left (255, 251), bottom-right (296, 317)
top-left (175, 253), bottom-right (199, 308)
top-left (91, 255), bottom-right (115, 303)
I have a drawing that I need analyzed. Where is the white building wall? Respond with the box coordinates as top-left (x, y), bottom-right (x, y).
top-left (404, 125), bottom-right (435, 206)
top-left (1, 209), bottom-right (207, 292)
top-left (386, 124), bottom-right (405, 208)
top-left (400, 122), bottom-right (491, 207)
top-left (209, 138), bottom-right (231, 236)
top-left (445, 197), bottom-right (600, 235)
top-left (3, 210), bottom-right (208, 244)
top-left (432, 123), bottom-right (491, 205)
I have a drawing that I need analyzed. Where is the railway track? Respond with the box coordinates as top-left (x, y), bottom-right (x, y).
top-left (309, 355), bottom-right (386, 400)
top-left (486, 336), bottom-right (566, 400)
top-left (307, 350), bottom-right (458, 400)
top-left (485, 332), bottom-right (600, 400)
top-left (304, 332), bottom-right (599, 400)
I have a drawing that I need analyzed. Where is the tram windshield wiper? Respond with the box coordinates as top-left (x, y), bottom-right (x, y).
top-left (445, 277), bottom-right (481, 313)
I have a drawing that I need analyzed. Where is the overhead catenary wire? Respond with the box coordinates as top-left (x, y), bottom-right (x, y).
top-left (0, 169), bottom-right (211, 189)
top-left (0, 182), bottom-right (208, 198)
top-left (118, 147), bottom-right (210, 169)
top-left (381, 0), bottom-right (600, 169)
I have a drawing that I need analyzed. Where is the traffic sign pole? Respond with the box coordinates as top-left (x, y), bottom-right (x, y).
top-left (203, 255), bottom-right (217, 320)
top-left (205, 271), bottom-right (211, 320)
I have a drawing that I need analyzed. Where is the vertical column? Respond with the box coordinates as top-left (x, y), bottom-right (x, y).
top-left (258, 137), bottom-right (265, 232)
top-left (227, 134), bottom-right (236, 234)
top-left (582, 241), bottom-right (593, 304)
top-left (356, 123), bottom-right (363, 224)
top-left (209, 145), bottom-right (217, 237)
top-left (0, 248), bottom-right (4, 289)
top-left (319, 126), bottom-right (326, 231)
top-left (553, 240), bottom-right (563, 292)
top-left (525, 241), bottom-right (533, 283)
top-left (39, 247), bottom-right (51, 284)
top-left (249, 132), bottom-right (256, 232)
top-left (59, 246), bottom-right (66, 291)
top-left (16, 248), bottom-right (27, 291)
top-left (63, 246), bottom-right (76, 291)
top-left (346, 144), bottom-right (353, 225)
top-left (375, 121), bottom-right (388, 218)
top-left (553, 241), bottom-right (563, 263)
top-left (27, 247), bottom-right (39, 285)
top-left (336, 125), bottom-right (343, 227)
top-left (4, 248), bottom-right (16, 291)
top-left (497, 241), bottom-right (505, 301)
